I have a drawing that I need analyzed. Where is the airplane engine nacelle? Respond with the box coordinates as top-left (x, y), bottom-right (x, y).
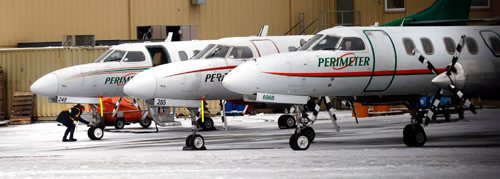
top-left (434, 60), bottom-right (500, 98)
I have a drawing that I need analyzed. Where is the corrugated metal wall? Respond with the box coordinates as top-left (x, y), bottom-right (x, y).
top-left (0, 47), bottom-right (224, 120)
top-left (0, 47), bottom-right (108, 119)
top-left (0, 0), bottom-right (497, 47)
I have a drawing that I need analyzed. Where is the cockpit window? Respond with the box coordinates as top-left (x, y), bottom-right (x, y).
top-left (93, 49), bottom-right (114, 63)
top-left (103, 50), bottom-right (126, 62)
top-left (192, 44), bottom-right (216, 59)
top-left (312, 35), bottom-right (341, 51)
top-left (229, 46), bottom-right (253, 59)
top-left (123, 51), bottom-right (145, 62)
top-left (298, 34), bottom-right (323, 51)
top-left (339, 37), bottom-right (365, 51)
top-left (207, 46), bottom-right (231, 59)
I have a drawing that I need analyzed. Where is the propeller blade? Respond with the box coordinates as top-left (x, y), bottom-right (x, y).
top-left (412, 49), bottom-right (440, 75)
top-left (447, 35), bottom-right (466, 76)
top-left (448, 84), bottom-right (477, 114)
top-left (425, 89), bottom-right (443, 126)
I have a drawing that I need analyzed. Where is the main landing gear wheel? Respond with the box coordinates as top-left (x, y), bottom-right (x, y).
top-left (403, 124), bottom-right (426, 147)
top-left (140, 117), bottom-right (152, 128)
top-left (289, 133), bottom-right (310, 150)
top-left (114, 118), bottom-right (125, 129)
top-left (185, 134), bottom-right (206, 150)
top-left (197, 117), bottom-right (215, 131)
top-left (278, 115), bottom-right (296, 129)
top-left (88, 126), bottom-right (104, 140)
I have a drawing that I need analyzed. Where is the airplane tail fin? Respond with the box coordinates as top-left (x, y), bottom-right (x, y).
top-left (257, 25), bottom-right (269, 37)
top-left (383, 0), bottom-right (471, 26)
top-left (165, 32), bottom-right (173, 42)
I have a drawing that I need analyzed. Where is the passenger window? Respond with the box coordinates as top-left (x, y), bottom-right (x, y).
top-left (489, 36), bottom-right (500, 55)
top-left (420, 38), bottom-right (434, 55)
top-left (443, 37), bottom-right (456, 55)
top-left (402, 38), bottom-right (416, 55)
top-left (123, 51), bottom-right (145, 62)
top-left (465, 37), bottom-right (478, 55)
top-left (339, 37), bottom-right (365, 51)
top-left (179, 51), bottom-right (188, 61)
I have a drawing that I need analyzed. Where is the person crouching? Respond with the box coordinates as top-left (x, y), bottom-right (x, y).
top-left (56, 104), bottom-right (89, 142)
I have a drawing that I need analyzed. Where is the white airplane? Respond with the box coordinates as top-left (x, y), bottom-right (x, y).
top-left (124, 35), bottom-right (312, 150)
top-left (223, 25), bottom-right (500, 150)
top-left (31, 39), bottom-right (215, 139)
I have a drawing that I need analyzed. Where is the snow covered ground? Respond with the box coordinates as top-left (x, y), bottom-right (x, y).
top-left (1, 109), bottom-right (500, 178)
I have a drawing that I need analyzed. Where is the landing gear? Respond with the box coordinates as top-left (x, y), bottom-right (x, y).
top-left (403, 124), bottom-right (426, 147)
top-left (278, 114), bottom-right (296, 129)
top-left (403, 100), bottom-right (427, 147)
top-left (287, 97), bottom-right (339, 150)
top-left (300, 126), bottom-right (315, 143)
top-left (88, 126), bottom-right (104, 140)
top-left (183, 108), bottom-right (207, 150)
top-left (140, 116), bottom-right (152, 128)
top-left (197, 117), bottom-right (215, 131)
top-left (88, 104), bottom-right (105, 140)
top-left (289, 133), bottom-right (310, 150)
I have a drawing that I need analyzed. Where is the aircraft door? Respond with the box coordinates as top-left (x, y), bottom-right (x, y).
top-left (363, 30), bottom-right (396, 92)
top-left (251, 40), bottom-right (280, 57)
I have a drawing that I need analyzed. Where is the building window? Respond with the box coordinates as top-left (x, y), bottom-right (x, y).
top-left (443, 37), bottom-right (456, 55)
top-left (471, 0), bottom-right (490, 9)
top-left (385, 0), bottom-right (405, 12)
top-left (465, 37), bottom-right (479, 55)
top-left (402, 38), bottom-right (415, 55)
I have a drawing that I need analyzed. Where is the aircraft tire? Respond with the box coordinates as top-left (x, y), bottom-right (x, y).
top-left (185, 134), bottom-right (194, 147)
top-left (189, 134), bottom-right (205, 150)
top-left (114, 118), bottom-right (125, 129)
top-left (140, 117), bottom-right (152, 128)
top-left (300, 127), bottom-right (315, 143)
top-left (278, 115), bottom-right (296, 129)
top-left (88, 126), bottom-right (104, 140)
top-left (289, 133), bottom-right (310, 150)
top-left (197, 117), bottom-right (215, 131)
top-left (403, 124), bottom-right (426, 147)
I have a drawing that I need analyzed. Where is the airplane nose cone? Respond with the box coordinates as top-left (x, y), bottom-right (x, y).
top-left (223, 61), bottom-right (259, 95)
top-left (124, 71), bottom-right (157, 99)
top-left (31, 73), bottom-right (59, 97)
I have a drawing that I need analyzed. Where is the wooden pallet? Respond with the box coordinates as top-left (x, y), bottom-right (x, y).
top-left (9, 117), bottom-right (31, 125)
top-left (9, 92), bottom-right (35, 125)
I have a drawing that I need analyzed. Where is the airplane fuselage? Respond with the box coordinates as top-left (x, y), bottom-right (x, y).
top-left (223, 26), bottom-right (500, 100)
top-left (31, 40), bottom-right (213, 99)
top-left (124, 35), bottom-right (312, 101)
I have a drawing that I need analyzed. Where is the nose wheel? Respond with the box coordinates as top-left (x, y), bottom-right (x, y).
top-left (183, 108), bottom-right (207, 150)
top-left (289, 133), bottom-right (310, 150)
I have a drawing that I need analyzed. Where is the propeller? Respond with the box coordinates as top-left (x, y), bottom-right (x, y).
top-left (412, 35), bottom-right (476, 126)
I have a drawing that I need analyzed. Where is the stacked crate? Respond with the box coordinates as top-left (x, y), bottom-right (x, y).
top-left (0, 67), bottom-right (5, 120)
top-left (9, 92), bottom-right (35, 125)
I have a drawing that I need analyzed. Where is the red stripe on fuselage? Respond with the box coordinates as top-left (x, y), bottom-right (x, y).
top-left (164, 66), bottom-right (238, 78)
top-left (265, 68), bottom-right (447, 77)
